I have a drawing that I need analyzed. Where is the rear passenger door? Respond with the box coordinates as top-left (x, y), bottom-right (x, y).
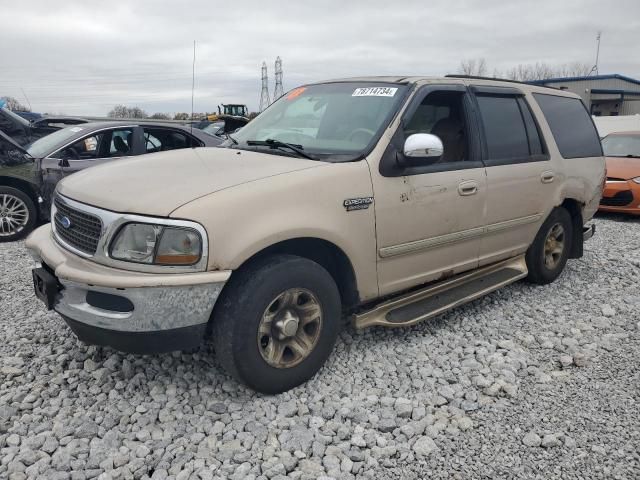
top-left (470, 86), bottom-right (557, 266)
top-left (142, 127), bottom-right (202, 154)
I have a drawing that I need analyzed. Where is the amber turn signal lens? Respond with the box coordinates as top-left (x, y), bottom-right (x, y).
top-left (154, 254), bottom-right (201, 265)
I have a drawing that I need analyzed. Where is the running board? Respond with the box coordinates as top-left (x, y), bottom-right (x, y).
top-left (353, 255), bottom-right (527, 329)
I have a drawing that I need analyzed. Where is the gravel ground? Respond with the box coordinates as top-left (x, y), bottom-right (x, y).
top-left (1, 214), bottom-right (639, 480)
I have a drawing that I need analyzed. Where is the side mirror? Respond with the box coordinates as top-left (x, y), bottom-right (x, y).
top-left (403, 133), bottom-right (444, 158)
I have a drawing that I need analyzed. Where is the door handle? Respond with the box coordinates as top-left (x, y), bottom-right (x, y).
top-left (458, 180), bottom-right (478, 196)
top-left (541, 171), bottom-right (555, 183)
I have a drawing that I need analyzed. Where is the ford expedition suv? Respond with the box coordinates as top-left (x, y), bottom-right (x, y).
top-left (26, 76), bottom-right (605, 393)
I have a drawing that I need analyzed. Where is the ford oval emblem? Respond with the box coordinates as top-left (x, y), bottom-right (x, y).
top-left (59, 216), bottom-right (72, 229)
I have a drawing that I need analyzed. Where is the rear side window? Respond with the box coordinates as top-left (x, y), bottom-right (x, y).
top-left (533, 93), bottom-right (602, 158)
top-left (143, 128), bottom-right (200, 153)
top-left (476, 95), bottom-right (530, 161)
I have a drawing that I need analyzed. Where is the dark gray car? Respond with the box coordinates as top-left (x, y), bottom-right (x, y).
top-left (0, 121), bottom-right (222, 241)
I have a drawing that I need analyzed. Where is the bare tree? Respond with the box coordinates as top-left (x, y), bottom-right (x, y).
top-left (555, 62), bottom-right (592, 77)
top-left (108, 105), bottom-right (148, 119)
top-left (173, 112), bottom-right (190, 120)
top-left (1, 96), bottom-right (30, 112)
top-left (459, 58), bottom-right (487, 76)
top-left (149, 112), bottom-right (171, 120)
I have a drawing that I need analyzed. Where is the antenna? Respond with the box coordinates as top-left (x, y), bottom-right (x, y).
top-left (273, 57), bottom-right (284, 101)
top-left (190, 40), bottom-right (196, 134)
top-left (589, 31), bottom-right (601, 76)
top-left (20, 88), bottom-right (32, 112)
top-left (259, 61), bottom-right (271, 112)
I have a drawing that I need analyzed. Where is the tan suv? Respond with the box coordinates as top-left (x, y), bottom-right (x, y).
top-left (26, 76), bottom-right (605, 393)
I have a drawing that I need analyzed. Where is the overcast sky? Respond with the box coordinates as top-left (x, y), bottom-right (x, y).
top-left (1, 0), bottom-right (639, 116)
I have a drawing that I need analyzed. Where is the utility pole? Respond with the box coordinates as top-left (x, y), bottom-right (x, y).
top-left (589, 31), bottom-right (601, 76)
top-left (259, 62), bottom-right (271, 112)
top-left (273, 57), bottom-right (284, 101)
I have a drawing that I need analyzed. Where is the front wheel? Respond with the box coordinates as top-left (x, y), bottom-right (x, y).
top-left (525, 207), bottom-right (573, 285)
top-left (212, 254), bottom-right (342, 393)
top-left (0, 186), bottom-right (37, 242)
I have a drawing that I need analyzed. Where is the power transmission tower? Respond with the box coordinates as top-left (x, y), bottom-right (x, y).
top-left (259, 61), bottom-right (271, 112)
top-left (273, 56), bottom-right (284, 101)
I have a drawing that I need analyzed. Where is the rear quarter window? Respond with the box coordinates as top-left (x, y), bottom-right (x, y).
top-left (533, 93), bottom-right (602, 158)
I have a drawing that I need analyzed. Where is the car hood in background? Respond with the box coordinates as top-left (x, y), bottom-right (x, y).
top-left (605, 156), bottom-right (640, 180)
top-left (57, 147), bottom-right (325, 216)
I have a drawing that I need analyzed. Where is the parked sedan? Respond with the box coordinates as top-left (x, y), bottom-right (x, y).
top-left (599, 131), bottom-right (640, 215)
top-left (0, 121), bottom-right (222, 241)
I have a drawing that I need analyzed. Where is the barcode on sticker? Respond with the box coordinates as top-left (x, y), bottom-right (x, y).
top-left (352, 87), bottom-right (398, 97)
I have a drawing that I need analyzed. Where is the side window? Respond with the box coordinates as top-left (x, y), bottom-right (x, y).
top-left (143, 128), bottom-right (197, 153)
top-left (533, 93), bottom-right (602, 158)
top-left (517, 97), bottom-right (544, 156)
top-left (475, 95), bottom-right (530, 161)
top-left (109, 129), bottom-right (135, 157)
top-left (57, 133), bottom-right (105, 160)
top-left (402, 91), bottom-right (468, 163)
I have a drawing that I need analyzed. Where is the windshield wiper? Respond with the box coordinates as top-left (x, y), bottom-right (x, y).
top-left (226, 133), bottom-right (238, 145)
top-left (246, 139), bottom-right (315, 160)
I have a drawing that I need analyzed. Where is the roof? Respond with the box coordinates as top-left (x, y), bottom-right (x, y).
top-left (606, 130), bottom-right (640, 136)
top-left (530, 74), bottom-right (640, 86)
top-left (311, 76), bottom-right (572, 95)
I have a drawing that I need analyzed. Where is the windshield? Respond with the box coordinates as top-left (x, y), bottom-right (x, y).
top-left (230, 82), bottom-right (408, 160)
top-left (203, 121), bottom-right (225, 136)
top-left (602, 134), bottom-right (640, 158)
top-left (1, 105), bottom-right (31, 127)
top-left (27, 125), bottom-right (86, 158)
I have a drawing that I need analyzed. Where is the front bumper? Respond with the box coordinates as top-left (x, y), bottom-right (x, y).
top-left (599, 179), bottom-right (640, 215)
top-left (26, 225), bottom-right (231, 354)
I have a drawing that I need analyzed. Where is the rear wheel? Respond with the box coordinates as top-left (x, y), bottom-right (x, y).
top-left (0, 186), bottom-right (37, 242)
top-left (525, 207), bottom-right (573, 285)
top-left (212, 254), bottom-right (342, 393)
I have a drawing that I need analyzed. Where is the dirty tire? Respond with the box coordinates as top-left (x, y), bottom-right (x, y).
top-left (0, 186), bottom-right (37, 242)
top-left (212, 254), bottom-right (342, 394)
top-left (525, 207), bottom-right (573, 285)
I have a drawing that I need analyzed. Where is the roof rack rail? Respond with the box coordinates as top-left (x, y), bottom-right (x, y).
top-left (445, 74), bottom-right (559, 90)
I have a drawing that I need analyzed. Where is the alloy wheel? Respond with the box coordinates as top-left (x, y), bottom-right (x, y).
top-left (543, 222), bottom-right (565, 269)
top-left (0, 194), bottom-right (30, 238)
top-left (257, 288), bottom-right (323, 369)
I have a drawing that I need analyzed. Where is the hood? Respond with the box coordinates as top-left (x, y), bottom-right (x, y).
top-left (0, 130), bottom-right (28, 154)
top-left (57, 147), bottom-right (325, 216)
top-left (605, 156), bottom-right (640, 180)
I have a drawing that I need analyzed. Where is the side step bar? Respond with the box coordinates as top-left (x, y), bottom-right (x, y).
top-left (353, 255), bottom-right (528, 330)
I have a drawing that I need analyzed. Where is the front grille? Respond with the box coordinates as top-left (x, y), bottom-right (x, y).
top-left (600, 190), bottom-right (634, 207)
top-left (54, 197), bottom-right (103, 255)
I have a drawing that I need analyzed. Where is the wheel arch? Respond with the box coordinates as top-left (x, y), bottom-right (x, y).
top-left (0, 176), bottom-right (41, 219)
top-left (226, 237), bottom-right (361, 310)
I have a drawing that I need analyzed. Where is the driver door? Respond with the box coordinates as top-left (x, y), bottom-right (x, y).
top-left (40, 127), bottom-right (137, 202)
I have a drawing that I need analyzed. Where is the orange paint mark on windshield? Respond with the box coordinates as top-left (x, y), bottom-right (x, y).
top-left (286, 87), bottom-right (306, 100)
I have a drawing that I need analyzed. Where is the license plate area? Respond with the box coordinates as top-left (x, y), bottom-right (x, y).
top-left (32, 267), bottom-right (60, 310)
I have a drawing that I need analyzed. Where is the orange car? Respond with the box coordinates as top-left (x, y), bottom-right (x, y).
top-left (599, 131), bottom-right (640, 215)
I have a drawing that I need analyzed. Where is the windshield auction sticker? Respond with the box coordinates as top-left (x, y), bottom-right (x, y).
top-left (352, 87), bottom-right (398, 97)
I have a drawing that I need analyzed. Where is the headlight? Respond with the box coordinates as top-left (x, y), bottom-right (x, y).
top-left (110, 223), bottom-right (202, 265)
top-left (632, 177), bottom-right (640, 184)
